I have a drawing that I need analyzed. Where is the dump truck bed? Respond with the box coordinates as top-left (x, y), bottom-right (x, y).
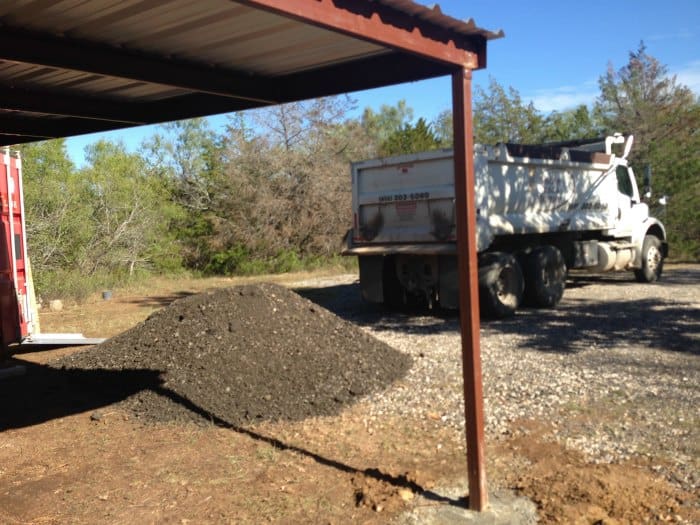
top-left (347, 145), bottom-right (620, 254)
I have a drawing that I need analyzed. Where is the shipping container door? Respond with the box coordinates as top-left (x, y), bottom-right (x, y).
top-left (0, 150), bottom-right (29, 347)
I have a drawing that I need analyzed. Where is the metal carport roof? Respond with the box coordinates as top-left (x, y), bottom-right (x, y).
top-left (0, 0), bottom-right (501, 146)
top-left (0, 0), bottom-right (501, 512)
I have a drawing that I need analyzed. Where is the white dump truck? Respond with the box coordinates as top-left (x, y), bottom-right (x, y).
top-left (342, 134), bottom-right (668, 317)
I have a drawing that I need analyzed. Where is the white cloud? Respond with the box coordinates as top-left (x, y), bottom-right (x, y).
top-left (526, 81), bottom-right (598, 113)
top-left (647, 29), bottom-right (694, 42)
top-left (673, 60), bottom-right (700, 95)
top-left (525, 59), bottom-right (700, 114)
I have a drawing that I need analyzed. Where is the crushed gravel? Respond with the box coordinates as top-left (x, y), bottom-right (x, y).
top-left (297, 266), bottom-right (699, 494)
top-left (32, 266), bottom-right (700, 498)
top-left (55, 283), bottom-right (411, 426)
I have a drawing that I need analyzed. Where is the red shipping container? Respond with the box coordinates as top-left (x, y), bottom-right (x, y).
top-left (0, 149), bottom-right (31, 348)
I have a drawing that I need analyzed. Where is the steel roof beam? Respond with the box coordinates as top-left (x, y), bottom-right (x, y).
top-left (0, 133), bottom-right (53, 145)
top-left (0, 51), bottom-right (450, 145)
top-left (238, 0), bottom-right (484, 69)
top-left (277, 52), bottom-right (451, 101)
top-left (144, 94), bottom-right (259, 121)
top-left (0, 115), bottom-right (119, 139)
top-left (0, 87), bottom-right (147, 124)
top-left (145, 52), bottom-right (450, 121)
top-left (0, 87), bottom-right (257, 127)
top-left (0, 97), bottom-right (263, 144)
top-left (0, 27), bottom-right (279, 104)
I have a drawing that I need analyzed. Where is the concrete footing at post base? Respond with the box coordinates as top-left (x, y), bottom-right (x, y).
top-left (396, 483), bottom-right (538, 525)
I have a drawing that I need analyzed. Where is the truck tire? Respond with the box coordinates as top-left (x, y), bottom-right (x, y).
top-left (523, 245), bottom-right (567, 308)
top-left (478, 252), bottom-right (524, 318)
top-left (634, 235), bottom-right (664, 283)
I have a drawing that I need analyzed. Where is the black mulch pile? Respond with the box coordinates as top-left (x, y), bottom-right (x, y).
top-left (55, 283), bottom-right (411, 426)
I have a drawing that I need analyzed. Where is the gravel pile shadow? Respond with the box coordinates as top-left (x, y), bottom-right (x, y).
top-left (56, 283), bottom-right (411, 426)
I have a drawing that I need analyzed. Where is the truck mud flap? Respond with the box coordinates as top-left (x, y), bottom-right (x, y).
top-left (358, 255), bottom-right (384, 303)
top-left (438, 255), bottom-right (459, 309)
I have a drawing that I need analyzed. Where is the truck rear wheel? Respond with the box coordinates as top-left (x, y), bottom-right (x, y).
top-left (634, 235), bottom-right (664, 283)
top-left (523, 245), bottom-right (567, 308)
top-left (478, 252), bottom-right (524, 318)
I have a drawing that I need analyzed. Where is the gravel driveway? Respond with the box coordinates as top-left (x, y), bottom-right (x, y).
top-left (295, 265), bottom-right (700, 494)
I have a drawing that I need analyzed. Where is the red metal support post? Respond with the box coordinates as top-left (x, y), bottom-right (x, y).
top-left (451, 68), bottom-right (488, 511)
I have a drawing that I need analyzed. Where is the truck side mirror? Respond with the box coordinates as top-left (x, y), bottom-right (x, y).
top-left (643, 165), bottom-right (652, 199)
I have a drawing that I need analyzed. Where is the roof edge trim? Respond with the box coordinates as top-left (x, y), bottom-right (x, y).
top-left (235, 0), bottom-right (487, 69)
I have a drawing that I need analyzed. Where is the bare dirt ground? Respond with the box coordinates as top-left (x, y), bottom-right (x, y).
top-left (1, 265), bottom-right (698, 524)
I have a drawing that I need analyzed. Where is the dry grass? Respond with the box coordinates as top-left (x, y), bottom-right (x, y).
top-left (35, 268), bottom-right (355, 340)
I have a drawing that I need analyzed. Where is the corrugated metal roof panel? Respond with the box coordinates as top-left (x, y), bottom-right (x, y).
top-left (0, 108), bottom-right (59, 120)
top-left (378, 0), bottom-right (504, 39)
top-left (0, 1), bottom-right (498, 78)
top-left (0, 0), bottom-right (499, 145)
top-left (0, 61), bottom-right (185, 102)
top-left (0, 0), bottom-right (388, 76)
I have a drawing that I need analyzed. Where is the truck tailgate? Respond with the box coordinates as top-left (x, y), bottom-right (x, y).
top-left (351, 150), bottom-right (457, 244)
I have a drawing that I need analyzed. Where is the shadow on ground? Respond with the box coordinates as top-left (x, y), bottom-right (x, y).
top-left (0, 360), bottom-right (163, 430)
top-left (296, 268), bottom-right (699, 357)
top-left (568, 267), bottom-right (699, 288)
top-left (0, 360), bottom-right (466, 508)
top-left (491, 297), bottom-right (699, 355)
top-left (124, 290), bottom-right (196, 308)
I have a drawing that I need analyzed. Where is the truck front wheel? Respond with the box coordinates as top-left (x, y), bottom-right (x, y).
top-left (478, 252), bottom-right (524, 318)
top-left (523, 245), bottom-right (567, 308)
top-left (634, 235), bottom-right (664, 283)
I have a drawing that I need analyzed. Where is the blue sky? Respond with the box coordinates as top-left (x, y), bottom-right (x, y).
top-left (65, 0), bottom-right (700, 165)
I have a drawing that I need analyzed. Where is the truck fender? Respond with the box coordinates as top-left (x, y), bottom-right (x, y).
top-left (632, 218), bottom-right (667, 267)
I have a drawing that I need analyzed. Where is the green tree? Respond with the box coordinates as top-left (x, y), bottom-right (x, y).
top-left (142, 118), bottom-right (225, 269)
top-left (596, 43), bottom-right (700, 259)
top-left (80, 140), bottom-right (180, 275)
top-left (142, 118), bottom-right (223, 212)
top-left (378, 117), bottom-right (441, 156)
top-left (19, 140), bottom-right (93, 273)
top-left (541, 105), bottom-right (604, 142)
top-left (212, 96), bottom-right (358, 272)
top-left (361, 100), bottom-right (414, 153)
top-left (596, 43), bottom-right (696, 161)
top-left (474, 77), bottom-right (545, 144)
top-left (432, 109), bottom-right (454, 148)
top-left (435, 88), bottom-right (602, 148)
